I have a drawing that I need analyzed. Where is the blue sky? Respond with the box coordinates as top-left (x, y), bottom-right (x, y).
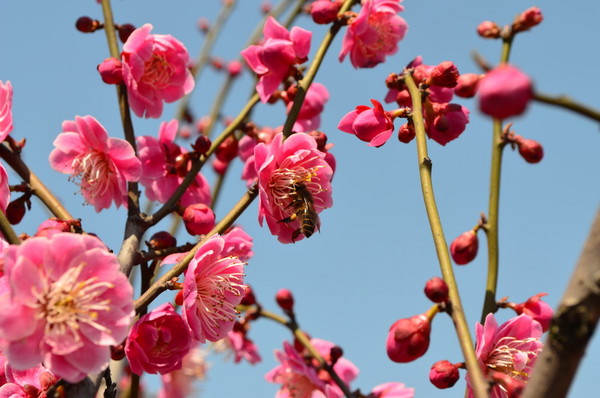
top-left (0, 1), bottom-right (599, 397)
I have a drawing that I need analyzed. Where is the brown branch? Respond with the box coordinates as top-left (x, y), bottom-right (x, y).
top-left (522, 208), bottom-right (600, 398)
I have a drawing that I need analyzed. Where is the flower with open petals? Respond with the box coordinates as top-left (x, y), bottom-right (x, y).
top-left (125, 303), bottom-right (192, 375)
top-left (339, 0), bottom-right (408, 68)
top-left (338, 99), bottom-right (395, 147)
top-left (137, 120), bottom-right (211, 208)
top-left (255, 132), bottom-right (333, 243)
top-left (121, 24), bottom-right (195, 118)
top-left (182, 235), bottom-right (246, 343)
top-left (241, 16), bottom-right (312, 102)
top-left (371, 382), bottom-right (414, 398)
top-left (0, 81), bottom-right (13, 141)
top-left (224, 326), bottom-right (261, 365)
top-left (0, 233), bottom-right (134, 383)
top-left (467, 314), bottom-right (543, 398)
top-left (0, 163), bottom-right (9, 214)
top-left (49, 115), bottom-right (142, 212)
top-left (289, 82), bottom-right (330, 132)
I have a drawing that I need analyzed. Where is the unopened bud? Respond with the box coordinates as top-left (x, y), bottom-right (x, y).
top-left (111, 343), bottom-right (126, 361)
top-left (329, 346), bottom-right (344, 365)
top-left (198, 18), bottom-right (210, 33)
top-left (227, 60), bottom-right (242, 77)
top-left (6, 198), bottom-right (27, 225)
top-left (424, 277), bottom-right (449, 303)
top-left (398, 123), bottom-right (415, 143)
top-left (513, 7), bottom-right (543, 33)
top-left (511, 293), bottom-right (553, 332)
top-left (308, 130), bottom-right (328, 152)
top-left (450, 230), bottom-right (479, 265)
top-left (276, 289), bottom-right (294, 311)
top-left (98, 57), bottom-right (123, 84)
top-left (477, 21), bottom-right (501, 38)
top-left (386, 314), bottom-right (431, 363)
top-left (216, 136), bottom-right (239, 163)
top-left (310, 0), bottom-right (342, 24)
top-left (261, 1), bottom-right (272, 14)
top-left (478, 65), bottom-right (533, 119)
top-left (147, 231), bottom-right (177, 250)
top-left (517, 138), bottom-right (543, 163)
top-left (454, 73), bottom-right (481, 98)
top-left (39, 371), bottom-right (57, 391)
top-left (241, 286), bottom-right (257, 306)
top-left (192, 135), bottom-right (212, 155)
top-left (429, 360), bottom-right (460, 389)
top-left (175, 290), bottom-right (184, 306)
top-left (182, 203), bottom-right (215, 236)
top-left (430, 61), bottom-right (459, 88)
top-left (76, 16), bottom-right (101, 33)
top-left (117, 24), bottom-right (136, 43)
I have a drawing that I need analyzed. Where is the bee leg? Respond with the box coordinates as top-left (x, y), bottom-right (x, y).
top-left (291, 229), bottom-right (301, 242)
top-left (278, 213), bottom-right (298, 224)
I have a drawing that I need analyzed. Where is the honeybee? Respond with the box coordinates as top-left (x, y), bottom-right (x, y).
top-left (278, 182), bottom-right (319, 242)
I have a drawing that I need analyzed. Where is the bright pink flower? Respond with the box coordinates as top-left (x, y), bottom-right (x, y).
top-left (241, 16), bottom-right (312, 102)
top-left (0, 163), bottom-right (9, 214)
top-left (239, 127), bottom-right (279, 186)
top-left (0, 358), bottom-right (57, 397)
top-left (137, 120), bottom-right (211, 208)
top-left (339, 0), bottom-right (408, 68)
top-left (182, 203), bottom-right (215, 236)
top-left (0, 81), bottom-right (13, 142)
top-left (255, 133), bottom-right (333, 243)
top-left (290, 82), bottom-right (330, 132)
top-left (0, 233), bottom-right (134, 382)
top-left (371, 382), bottom-right (414, 397)
top-left (121, 24), bottom-right (195, 118)
top-left (478, 64), bottom-right (533, 119)
top-left (158, 345), bottom-right (208, 398)
top-left (386, 314), bottom-right (431, 363)
top-left (266, 338), bottom-right (358, 398)
top-left (424, 103), bottom-right (470, 146)
top-left (182, 235), bottom-right (246, 343)
top-left (125, 303), bottom-right (192, 375)
top-left (467, 314), bottom-right (543, 398)
top-left (97, 57), bottom-right (123, 84)
top-left (49, 115), bottom-right (142, 212)
top-left (222, 226), bottom-right (254, 262)
top-left (512, 293), bottom-right (553, 332)
top-left (338, 99), bottom-right (395, 147)
top-left (225, 327), bottom-right (261, 364)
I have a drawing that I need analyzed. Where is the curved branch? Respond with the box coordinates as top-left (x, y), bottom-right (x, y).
top-left (533, 92), bottom-right (600, 123)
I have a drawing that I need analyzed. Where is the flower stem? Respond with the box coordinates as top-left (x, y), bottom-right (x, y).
top-left (403, 72), bottom-right (488, 398)
top-left (135, 184), bottom-right (258, 313)
top-left (533, 91), bottom-right (600, 122)
top-left (282, 0), bottom-right (359, 138)
top-left (244, 306), bottom-right (354, 398)
top-left (480, 36), bottom-right (513, 321)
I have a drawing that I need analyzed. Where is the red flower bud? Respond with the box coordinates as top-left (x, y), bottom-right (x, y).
top-left (147, 231), bottom-right (177, 250)
top-left (308, 130), bottom-right (328, 152)
top-left (228, 60), bottom-right (243, 77)
top-left (478, 64), bottom-right (533, 120)
top-left (111, 343), bottom-right (126, 361)
top-left (6, 198), bottom-right (27, 225)
top-left (192, 135), bottom-right (212, 155)
top-left (450, 230), bottom-right (479, 265)
top-left (513, 7), bottom-right (543, 33)
top-left (98, 57), bottom-right (123, 84)
top-left (276, 289), bottom-right (294, 311)
top-left (517, 138), bottom-right (543, 163)
top-left (454, 73), bottom-right (481, 98)
top-left (182, 203), bottom-right (215, 236)
top-left (197, 18), bottom-right (210, 33)
top-left (386, 314), bottom-right (431, 363)
top-left (175, 290), bottom-right (184, 306)
top-left (241, 286), bottom-right (257, 306)
top-left (397, 123), bottom-right (415, 143)
top-left (329, 346), bottom-right (344, 365)
top-left (216, 136), bottom-right (238, 163)
top-left (75, 16), bottom-right (101, 33)
top-left (477, 21), bottom-right (501, 38)
top-left (310, 0), bottom-right (342, 24)
top-left (429, 360), bottom-right (460, 389)
top-left (430, 61), bottom-right (459, 88)
top-left (117, 24), bottom-right (136, 44)
top-left (424, 277), bottom-right (449, 303)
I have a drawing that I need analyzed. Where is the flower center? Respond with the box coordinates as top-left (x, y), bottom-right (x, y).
top-left (34, 263), bottom-right (113, 343)
top-left (71, 150), bottom-right (114, 199)
top-left (142, 52), bottom-right (173, 89)
top-left (486, 336), bottom-right (539, 380)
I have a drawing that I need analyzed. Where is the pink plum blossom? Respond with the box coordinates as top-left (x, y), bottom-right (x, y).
top-left (239, 126), bottom-right (279, 186)
top-left (424, 103), bottom-right (470, 146)
top-left (0, 163), bottom-right (9, 214)
top-left (137, 119), bottom-right (211, 208)
top-left (224, 326), bottom-right (261, 364)
top-left (289, 83), bottom-right (330, 132)
top-left (241, 16), bottom-right (312, 102)
top-left (49, 115), bottom-right (142, 212)
top-left (478, 64), bottom-right (533, 119)
top-left (467, 314), bottom-right (543, 398)
top-left (266, 338), bottom-right (358, 398)
top-left (182, 235), bottom-right (246, 343)
top-left (121, 24), bottom-right (195, 118)
top-left (509, 293), bottom-right (553, 332)
top-left (339, 0), bottom-right (408, 68)
top-left (338, 99), bottom-right (394, 147)
top-left (0, 233), bottom-right (134, 383)
top-left (371, 382), bottom-right (414, 397)
top-left (0, 357), bottom-right (56, 397)
top-left (125, 303), bottom-right (192, 375)
top-left (0, 81), bottom-right (13, 142)
top-left (222, 226), bottom-right (254, 262)
top-left (254, 132), bottom-right (333, 243)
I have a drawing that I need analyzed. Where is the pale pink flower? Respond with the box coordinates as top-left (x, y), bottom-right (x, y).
top-left (255, 132), bottom-right (333, 243)
top-left (0, 163), bottom-right (9, 214)
top-left (467, 314), bottom-right (543, 398)
top-left (339, 0), bottom-right (408, 68)
top-left (371, 382), bottom-right (414, 398)
top-left (182, 235), bottom-right (246, 343)
top-left (289, 83), bottom-right (330, 132)
top-left (125, 303), bottom-right (192, 375)
top-left (222, 226), bottom-right (254, 262)
top-left (0, 233), bottom-right (134, 382)
top-left (0, 81), bottom-right (13, 142)
top-left (137, 120), bottom-right (211, 208)
top-left (158, 344), bottom-right (208, 398)
top-left (121, 24), bottom-right (195, 118)
top-left (478, 64), bottom-right (533, 119)
top-left (49, 115), bottom-right (142, 212)
top-left (338, 99), bottom-right (395, 147)
top-left (266, 338), bottom-right (358, 398)
top-left (225, 327), bottom-right (261, 364)
top-left (241, 16), bottom-right (312, 102)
